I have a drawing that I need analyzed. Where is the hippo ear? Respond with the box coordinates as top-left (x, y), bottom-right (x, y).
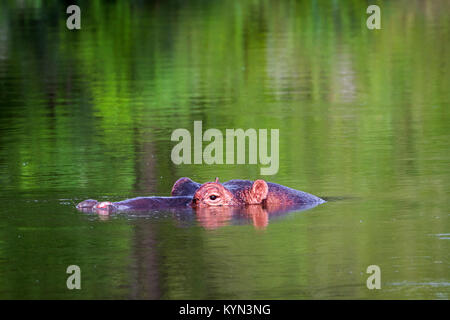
top-left (251, 180), bottom-right (269, 203)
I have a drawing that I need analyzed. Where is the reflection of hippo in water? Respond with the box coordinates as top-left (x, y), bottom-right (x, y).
top-left (76, 196), bottom-right (193, 213)
top-left (76, 177), bottom-right (325, 213)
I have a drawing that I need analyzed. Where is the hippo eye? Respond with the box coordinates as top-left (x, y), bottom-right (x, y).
top-left (209, 195), bottom-right (218, 200)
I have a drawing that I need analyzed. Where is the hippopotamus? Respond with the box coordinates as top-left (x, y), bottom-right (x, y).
top-left (76, 177), bottom-right (325, 213)
top-left (76, 196), bottom-right (193, 213)
top-left (171, 177), bottom-right (325, 207)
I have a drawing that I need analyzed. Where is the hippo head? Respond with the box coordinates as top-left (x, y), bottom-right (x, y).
top-left (191, 178), bottom-right (269, 207)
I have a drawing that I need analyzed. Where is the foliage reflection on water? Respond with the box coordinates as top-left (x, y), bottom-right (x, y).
top-left (0, 0), bottom-right (448, 299)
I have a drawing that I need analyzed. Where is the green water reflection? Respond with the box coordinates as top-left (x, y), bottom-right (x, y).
top-left (0, 0), bottom-right (448, 299)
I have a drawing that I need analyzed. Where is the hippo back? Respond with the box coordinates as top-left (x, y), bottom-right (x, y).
top-left (266, 182), bottom-right (325, 205)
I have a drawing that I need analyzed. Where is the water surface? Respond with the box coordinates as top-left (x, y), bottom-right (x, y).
top-left (0, 0), bottom-right (448, 299)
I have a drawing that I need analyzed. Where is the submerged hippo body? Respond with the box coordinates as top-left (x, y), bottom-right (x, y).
top-left (76, 196), bottom-right (192, 213)
top-left (76, 177), bottom-right (325, 213)
top-left (226, 179), bottom-right (325, 205)
top-left (172, 177), bottom-right (325, 207)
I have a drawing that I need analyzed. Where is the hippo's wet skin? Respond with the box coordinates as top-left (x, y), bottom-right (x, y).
top-left (76, 196), bottom-right (193, 213)
top-left (172, 177), bottom-right (325, 207)
top-left (195, 202), bottom-right (323, 230)
top-left (76, 177), bottom-right (325, 213)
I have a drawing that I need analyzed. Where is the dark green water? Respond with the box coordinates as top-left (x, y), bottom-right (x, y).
top-left (0, 0), bottom-right (448, 299)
